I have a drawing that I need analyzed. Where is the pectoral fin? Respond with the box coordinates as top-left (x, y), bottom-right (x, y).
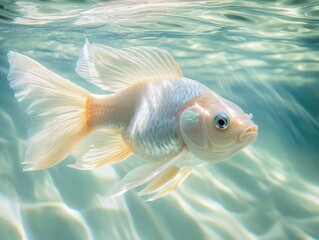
top-left (139, 167), bottom-right (194, 201)
top-left (137, 166), bottom-right (180, 196)
top-left (106, 148), bottom-right (188, 199)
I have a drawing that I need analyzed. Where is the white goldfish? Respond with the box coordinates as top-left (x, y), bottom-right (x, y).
top-left (7, 40), bottom-right (258, 201)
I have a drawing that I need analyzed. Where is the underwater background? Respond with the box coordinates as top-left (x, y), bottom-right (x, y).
top-left (0, 0), bottom-right (318, 239)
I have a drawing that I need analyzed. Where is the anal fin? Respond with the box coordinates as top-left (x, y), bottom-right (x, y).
top-left (69, 129), bottom-right (132, 170)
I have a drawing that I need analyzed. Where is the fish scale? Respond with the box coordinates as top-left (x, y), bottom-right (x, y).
top-left (125, 77), bottom-right (208, 162)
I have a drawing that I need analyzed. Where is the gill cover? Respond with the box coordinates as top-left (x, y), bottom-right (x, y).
top-left (179, 105), bottom-right (209, 154)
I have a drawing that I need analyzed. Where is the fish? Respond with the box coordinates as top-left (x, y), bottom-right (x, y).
top-left (7, 40), bottom-right (258, 201)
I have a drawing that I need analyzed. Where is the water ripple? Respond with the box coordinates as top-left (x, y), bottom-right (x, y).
top-left (0, 0), bottom-right (318, 239)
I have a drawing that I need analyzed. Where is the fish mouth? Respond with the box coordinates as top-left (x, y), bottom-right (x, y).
top-left (239, 125), bottom-right (258, 143)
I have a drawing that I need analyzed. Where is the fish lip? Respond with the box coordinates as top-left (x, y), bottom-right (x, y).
top-left (239, 125), bottom-right (258, 142)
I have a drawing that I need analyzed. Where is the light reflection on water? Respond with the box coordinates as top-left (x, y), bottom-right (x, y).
top-left (0, 0), bottom-right (318, 239)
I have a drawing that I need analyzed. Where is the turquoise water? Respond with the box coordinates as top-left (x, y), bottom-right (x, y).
top-left (0, 0), bottom-right (319, 239)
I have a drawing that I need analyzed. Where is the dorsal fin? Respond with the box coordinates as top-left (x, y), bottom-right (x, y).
top-left (76, 40), bottom-right (183, 93)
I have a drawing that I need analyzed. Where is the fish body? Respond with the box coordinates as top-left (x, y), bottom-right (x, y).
top-left (7, 41), bottom-right (258, 200)
top-left (90, 77), bottom-right (208, 162)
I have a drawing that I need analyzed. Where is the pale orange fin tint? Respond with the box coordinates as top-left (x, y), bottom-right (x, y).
top-left (146, 167), bottom-right (193, 201)
top-left (69, 129), bottom-right (132, 170)
top-left (76, 39), bottom-right (183, 93)
top-left (138, 166), bottom-right (180, 196)
top-left (7, 51), bottom-right (91, 171)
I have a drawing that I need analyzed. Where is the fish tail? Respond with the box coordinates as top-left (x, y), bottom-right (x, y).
top-left (7, 51), bottom-right (91, 171)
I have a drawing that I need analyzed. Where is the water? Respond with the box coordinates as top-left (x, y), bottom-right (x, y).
top-left (0, 0), bottom-right (318, 239)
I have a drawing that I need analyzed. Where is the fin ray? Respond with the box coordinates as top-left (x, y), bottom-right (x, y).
top-left (7, 51), bottom-right (90, 170)
top-left (106, 148), bottom-right (188, 198)
top-left (69, 129), bottom-right (132, 170)
top-left (76, 40), bottom-right (183, 93)
top-left (137, 166), bottom-right (180, 196)
top-left (147, 167), bottom-right (193, 201)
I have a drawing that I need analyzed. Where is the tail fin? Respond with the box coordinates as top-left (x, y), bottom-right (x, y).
top-left (7, 51), bottom-right (91, 171)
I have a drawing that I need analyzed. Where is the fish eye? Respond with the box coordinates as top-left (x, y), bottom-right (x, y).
top-left (214, 112), bottom-right (229, 130)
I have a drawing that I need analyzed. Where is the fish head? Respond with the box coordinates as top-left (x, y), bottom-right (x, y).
top-left (179, 92), bottom-right (258, 162)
